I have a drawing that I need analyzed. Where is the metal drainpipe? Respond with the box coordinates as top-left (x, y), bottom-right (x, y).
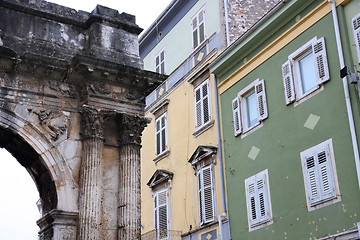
top-left (328, 0), bottom-right (360, 190)
top-left (223, 0), bottom-right (230, 47)
top-left (214, 75), bottom-right (227, 240)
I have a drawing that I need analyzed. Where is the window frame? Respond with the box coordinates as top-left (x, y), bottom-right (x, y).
top-left (300, 139), bottom-right (341, 211)
top-left (232, 78), bottom-right (268, 137)
top-left (155, 48), bottom-right (166, 75)
top-left (191, 7), bottom-right (206, 50)
top-left (153, 188), bottom-right (170, 238)
top-left (282, 36), bottom-right (329, 105)
top-left (244, 169), bottom-right (273, 231)
top-left (352, 13), bottom-right (360, 64)
top-left (194, 79), bottom-right (212, 131)
top-left (155, 112), bottom-right (168, 157)
top-left (197, 165), bottom-right (216, 226)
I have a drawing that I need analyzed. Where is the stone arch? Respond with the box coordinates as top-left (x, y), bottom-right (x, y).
top-left (0, 108), bottom-right (78, 214)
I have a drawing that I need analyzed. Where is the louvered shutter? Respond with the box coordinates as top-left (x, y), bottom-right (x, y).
top-left (155, 118), bottom-right (161, 155)
top-left (154, 189), bottom-right (169, 238)
top-left (246, 172), bottom-right (271, 227)
top-left (202, 82), bottom-right (210, 124)
top-left (316, 146), bottom-right (336, 202)
top-left (192, 17), bottom-right (198, 49)
top-left (256, 174), bottom-right (270, 224)
top-left (197, 170), bottom-right (204, 225)
top-left (198, 166), bottom-right (215, 225)
top-left (232, 97), bottom-right (242, 136)
top-left (155, 114), bottom-right (167, 156)
top-left (312, 37), bottom-right (329, 84)
top-left (246, 178), bottom-right (258, 226)
top-left (195, 87), bottom-right (202, 128)
top-left (202, 166), bottom-right (215, 223)
top-left (255, 79), bottom-right (268, 121)
top-left (282, 60), bottom-right (295, 105)
top-left (194, 80), bottom-right (211, 129)
top-left (198, 10), bottom-right (205, 44)
top-left (304, 145), bottom-right (336, 206)
top-left (304, 152), bottom-right (321, 206)
top-left (154, 194), bottom-right (158, 230)
top-left (352, 14), bottom-right (360, 63)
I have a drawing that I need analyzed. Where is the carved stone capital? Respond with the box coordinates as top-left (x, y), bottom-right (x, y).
top-left (118, 114), bottom-right (150, 145)
top-left (80, 106), bottom-right (105, 139)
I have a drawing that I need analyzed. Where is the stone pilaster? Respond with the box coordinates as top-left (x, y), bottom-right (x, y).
top-left (37, 210), bottom-right (78, 240)
top-left (79, 106), bottom-right (105, 240)
top-left (118, 114), bottom-right (149, 239)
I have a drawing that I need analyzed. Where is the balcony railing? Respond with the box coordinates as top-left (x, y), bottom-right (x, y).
top-left (141, 229), bottom-right (182, 240)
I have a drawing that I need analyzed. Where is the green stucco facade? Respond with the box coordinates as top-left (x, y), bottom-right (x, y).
top-left (212, 0), bottom-right (360, 239)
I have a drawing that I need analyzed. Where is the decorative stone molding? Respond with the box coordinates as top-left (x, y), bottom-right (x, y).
top-left (118, 114), bottom-right (150, 145)
top-left (80, 106), bottom-right (105, 139)
top-left (147, 169), bottom-right (173, 190)
top-left (188, 145), bottom-right (217, 172)
top-left (87, 82), bottom-right (110, 95)
top-left (37, 210), bottom-right (78, 240)
top-left (30, 109), bottom-right (69, 141)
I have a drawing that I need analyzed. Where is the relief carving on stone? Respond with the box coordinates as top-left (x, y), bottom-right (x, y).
top-left (80, 106), bottom-right (106, 139)
top-left (29, 108), bottom-right (68, 141)
top-left (87, 82), bottom-right (110, 95)
top-left (57, 227), bottom-right (76, 240)
top-left (49, 80), bottom-right (78, 98)
top-left (118, 114), bottom-right (150, 145)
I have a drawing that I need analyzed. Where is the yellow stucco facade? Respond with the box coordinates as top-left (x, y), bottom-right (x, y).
top-left (141, 68), bottom-right (226, 238)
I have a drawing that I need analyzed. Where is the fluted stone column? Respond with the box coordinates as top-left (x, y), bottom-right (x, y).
top-left (79, 107), bottom-right (105, 239)
top-left (118, 114), bottom-right (149, 239)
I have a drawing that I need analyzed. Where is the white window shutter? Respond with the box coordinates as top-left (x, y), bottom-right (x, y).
top-left (256, 174), bottom-right (270, 224)
top-left (312, 37), bottom-right (330, 84)
top-left (198, 166), bottom-right (215, 225)
top-left (316, 146), bottom-right (336, 201)
top-left (155, 118), bottom-right (161, 155)
top-left (164, 113), bottom-right (168, 152)
top-left (232, 97), bottom-right (242, 136)
top-left (352, 14), bottom-right (360, 63)
top-left (158, 190), bottom-right (168, 231)
top-left (282, 60), bottom-right (295, 105)
top-left (197, 170), bottom-right (204, 225)
top-left (245, 178), bottom-right (258, 226)
top-left (194, 87), bottom-right (202, 128)
top-left (202, 81), bottom-right (210, 123)
top-left (255, 79), bottom-right (268, 121)
top-left (304, 153), bottom-right (322, 206)
top-left (194, 80), bottom-right (211, 129)
top-left (154, 194), bottom-right (158, 230)
top-left (202, 166), bottom-right (215, 223)
top-left (154, 189), bottom-right (169, 239)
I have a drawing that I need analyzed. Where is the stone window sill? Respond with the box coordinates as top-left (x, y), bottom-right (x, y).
top-left (193, 120), bottom-right (215, 138)
top-left (153, 150), bottom-right (170, 163)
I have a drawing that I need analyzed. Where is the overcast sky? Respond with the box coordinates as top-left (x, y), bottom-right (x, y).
top-left (0, 0), bottom-right (171, 239)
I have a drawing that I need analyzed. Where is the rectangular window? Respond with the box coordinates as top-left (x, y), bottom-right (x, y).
top-left (155, 113), bottom-right (168, 156)
top-left (154, 189), bottom-right (170, 238)
top-left (245, 169), bottom-right (272, 231)
top-left (155, 49), bottom-right (166, 74)
top-left (300, 139), bottom-right (340, 211)
top-left (197, 165), bottom-right (215, 225)
top-left (282, 37), bottom-right (329, 105)
top-left (194, 80), bottom-right (211, 129)
top-left (232, 79), bottom-right (268, 137)
top-left (192, 8), bottom-right (206, 49)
